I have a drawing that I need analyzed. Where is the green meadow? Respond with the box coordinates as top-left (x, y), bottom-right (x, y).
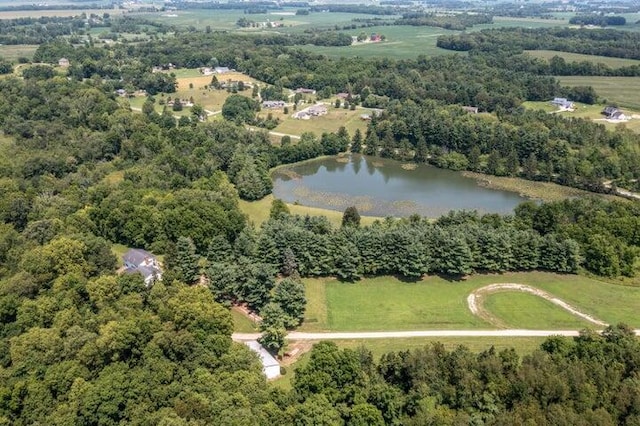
top-left (301, 272), bottom-right (640, 332)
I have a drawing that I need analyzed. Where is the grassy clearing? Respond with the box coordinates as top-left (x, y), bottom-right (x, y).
top-left (231, 310), bottom-right (259, 333)
top-left (300, 272), bottom-right (640, 332)
top-left (522, 100), bottom-right (640, 134)
top-left (111, 243), bottom-right (129, 266)
top-left (239, 193), bottom-right (381, 228)
top-left (266, 104), bottom-right (371, 136)
top-left (0, 45), bottom-right (37, 61)
top-left (483, 292), bottom-right (594, 329)
top-left (558, 76), bottom-right (640, 110)
top-left (304, 25), bottom-right (461, 59)
top-left (525, 50), bottom-right (640, 68)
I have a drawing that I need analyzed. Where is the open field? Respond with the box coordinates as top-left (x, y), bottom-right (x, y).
top-left (525, 50), bottom-right (640, 68)
top-left (264, 103), bottom-right (372, 136)
top-left (304, 25), bottom-right (461, 59)
top-left (232, 310), bottom-right (258, 333)
top-left (0, 9), bottom-right (123, 19)
top-left (558, 76), bottom-right (640, 110)
top-left (0, 45), bottom-right (37, 61)
top-left (300, 272), bottom-right (640, 332)
top-left (522, 100), bottom-right (640, 134)
top-left (488, 16), bottom-right (569, 30)
top-left (483, 291), bottom-right (593, 329)
top-left (238, 193), bottom-right (381, 228)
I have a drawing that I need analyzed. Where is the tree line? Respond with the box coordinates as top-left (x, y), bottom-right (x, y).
top-left (437, 27), bottom-right (640, 60)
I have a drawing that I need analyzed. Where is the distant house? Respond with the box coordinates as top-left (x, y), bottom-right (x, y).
top-left (262, 100), bottom-right (286, 108)
top-left (370, 33), bottom-right (382, 42)
top-left (602, 106), bottom-right (626, 120)
top-left (123, 249), bottom-right (162, 287)
top-left (201, 67), bottom-right (214, 75)
top-left (293, 103), bottom-right (328, 119)
top-left (244, 340), bottom-right (280, 379)
top-left (462, 106), bottom-right (479, 114)
top-left (115, 89), bottom-right (128, 97)
top-left (58, 58), bottom-right (70, 67)
top-left (214, 66), bottom-right (231, 74)
top-left (336, 92), bottom-right (350, 100)
top-left (295, 88), bottom-right (316, 95)
top-left (360, 114), bottom-right (372, 121)
top-left (551, 97), bottom-right (574, 109)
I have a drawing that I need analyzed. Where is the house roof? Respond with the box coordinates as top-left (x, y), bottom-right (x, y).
top-left (603, 106), bottom-right (619, 115)
top-left (123, 248), bottom-right (155, 266)
top-left (244, 340), bottom-right (280, 369)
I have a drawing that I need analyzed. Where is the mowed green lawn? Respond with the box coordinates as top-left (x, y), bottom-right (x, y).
top-left (525, 50), bottom-right (640, 68)
top-left (301, 272), bottom-right (640, 332)
top-left (483, 292), bottom-right (594, 329)
top-left (558, 76), bottom-right (640, 110)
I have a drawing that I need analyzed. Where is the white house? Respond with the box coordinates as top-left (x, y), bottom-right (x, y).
top-left (214, 66), bottom-right (231, 74)
top-left (58, 58), bottom-right (70, 67)
top-left (244, 340), bottom-right (281, 379)
top-left (123, 248), bottom-right (162, 287)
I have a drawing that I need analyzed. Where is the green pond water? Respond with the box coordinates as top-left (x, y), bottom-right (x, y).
top-left (272, 155), bottom-right (529, 217)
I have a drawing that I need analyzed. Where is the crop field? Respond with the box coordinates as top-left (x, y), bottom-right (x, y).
top-left (0, 8), bottom-right (123, 19)
top-left (525, 50), bottom-right (640, 68)
top-left (300, 272), bottom-right (640, 332)
top-left (304, 25), bottom-right (462, 59)
top-left (0, 45), bottom-right (37, 61)
top-left (558, 76), bottom-right (640, 110)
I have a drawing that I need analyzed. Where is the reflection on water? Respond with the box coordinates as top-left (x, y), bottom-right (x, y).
top-left (272, 155), bottom-right (529, 217)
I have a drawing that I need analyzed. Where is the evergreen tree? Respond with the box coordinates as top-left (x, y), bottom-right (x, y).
top-left (206, 235), bottom-right (233, 263)
top-left (272, 277), bottom-right (307, 328)
top-left (342, 206), bottom-right (361, 228)
top-left (351, 129), bottom-right (363, 153)
top-left (175, 236), bottom-right (200, 284)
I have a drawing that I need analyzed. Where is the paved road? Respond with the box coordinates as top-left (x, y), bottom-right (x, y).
top-left (232, 329), bottom-right (640, 341)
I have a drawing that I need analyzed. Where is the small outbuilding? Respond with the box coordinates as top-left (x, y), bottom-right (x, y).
top-left (244, 340), bottom-right (281, 379)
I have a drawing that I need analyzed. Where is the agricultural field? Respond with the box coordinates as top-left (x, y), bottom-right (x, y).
top-left (0, 8), bottom-right (123, 19)
top-left (525, 50), bottom-right (640, 68)
top-left (0, 45), bottom-right (37, 61)
top-left (300, 272), bottom-right (640, 332)
top-left (304, 25), bottom-right (462, 59)
top-left (558, 76), bottom-right (640, 110)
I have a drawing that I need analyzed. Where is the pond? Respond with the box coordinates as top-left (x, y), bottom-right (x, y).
top-left (272, 155), bottom-right (529, 217)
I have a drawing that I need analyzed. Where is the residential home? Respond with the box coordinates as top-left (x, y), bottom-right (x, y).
top-left (123, 248), bottom-right (162, 287)
top-left (201, 67), bottom-right (214, 75)
top-left (244, 340), bottom-right (280, 379)
top-left (115, 89), bottom-right (128, 97)
top-left (462, 106), bottom-right (479, 114)
top-left (602, 106), bottom-right (626, 120)
top-left (550, 97), bottom-right (574, 109)
top-left (262, 100), bottom-right (286, 108)
top-left (295, 88), bottom-right (316, 95)
top-left (58, 58), bottom-right (70, 67)
top-left (336, 92), bottom-right (350, 100)
top-left (214, 66), bottom-right (231, 74)
top-left (292, 103), bottom-right (328, 119)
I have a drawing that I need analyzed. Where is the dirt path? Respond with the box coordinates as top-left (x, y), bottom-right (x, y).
top-left (467, 283), bottom-right (608, 328)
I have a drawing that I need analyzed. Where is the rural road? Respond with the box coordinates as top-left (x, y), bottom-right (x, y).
top-left (232, 329), bottom-right (640, 341)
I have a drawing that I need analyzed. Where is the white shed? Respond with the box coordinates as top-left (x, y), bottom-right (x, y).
top-left (244, 340), bottom-right (281, 379)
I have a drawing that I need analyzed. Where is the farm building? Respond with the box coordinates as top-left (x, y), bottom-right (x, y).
top-left (295, 88), bottom-right (316, 95)
top-left (244, 340), bottom-right (280, 379)
top-left (214, 66), bottom-right (231, 74)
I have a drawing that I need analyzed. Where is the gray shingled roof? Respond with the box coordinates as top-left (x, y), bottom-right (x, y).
top-left (123, 249), bottom-right (155, 266)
